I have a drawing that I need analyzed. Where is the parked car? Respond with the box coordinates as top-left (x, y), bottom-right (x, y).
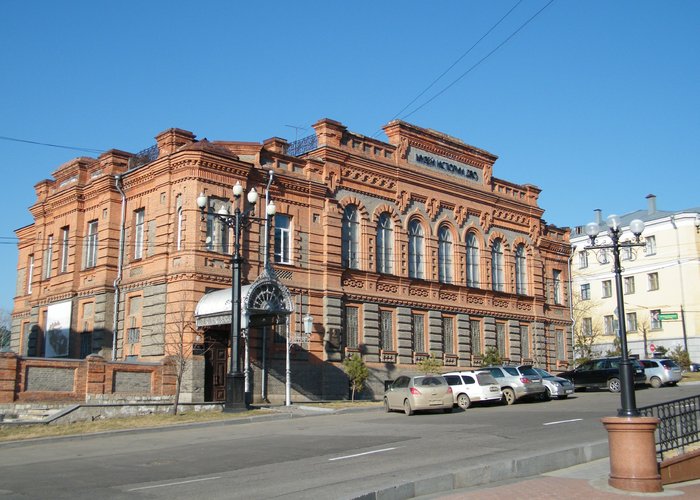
top-left (384, 375), bottom-right (453, 415)
top-left (532, 367), bottom-right (575, 400)
top-left (443, 371), bottom-right (503, 409)
top-left (482, 365), bottom-right (546, 405)
top-left (556, 357), bottom-right (646, 393)
top-left (689, 363), bottom-right (700, 373)
top-left (639, 358), bottom-right (682, 388)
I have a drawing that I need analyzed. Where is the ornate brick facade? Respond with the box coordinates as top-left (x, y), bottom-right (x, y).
top-left (11, 118), bottom-right (571, 403)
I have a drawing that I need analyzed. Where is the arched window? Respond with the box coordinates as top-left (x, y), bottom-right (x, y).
top-left (438, 225), bottom-right (453, 284)
top-left (491, 238), bottom-right (504, 292)
top-left (176, 206), bottom-right (183, 251)
top-left (376, 212), bottom-right (393, 274)
top-left (466, 232), bottom-right (480, 287)
top-left (342, 205), bottom-right (360, 269)
top-left (515, 244), bottom-right (527, 295)
top-left (408, 219), bottom-right (424, 279)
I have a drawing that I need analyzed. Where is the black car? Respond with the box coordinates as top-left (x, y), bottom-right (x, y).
top-left (556, 357), bottom-right (646, 393)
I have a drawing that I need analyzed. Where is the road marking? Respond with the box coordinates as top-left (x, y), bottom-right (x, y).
top-left (543, 418), bottom-right (583, 426)
top-left (127, 477), bottom-right (221, 491)
top-left (329, 447), bottom-right (398, 461)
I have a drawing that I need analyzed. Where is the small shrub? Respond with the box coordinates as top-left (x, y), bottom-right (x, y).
top-left (481, 347), bottom-right (502, 366)
top-left (416, 354), bottom-right (443, 375)
top-left (342, 354), bottom-right (369, 402)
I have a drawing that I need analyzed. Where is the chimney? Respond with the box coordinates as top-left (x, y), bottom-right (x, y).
top-left (594, 209), bottom-right (602, 225)
top-left (646, 194), bottom-right (657, 215)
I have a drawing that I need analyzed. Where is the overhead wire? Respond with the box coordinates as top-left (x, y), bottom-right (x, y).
top-left (0, 135), bottom-right (105, 154)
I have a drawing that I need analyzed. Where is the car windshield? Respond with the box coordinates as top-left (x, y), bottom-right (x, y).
top-left (535, 368), bottom-right (553, 378)
top-left (476, 372), bottom-right (498, 385)
top-left (661, 360), bottom-right (679, 369)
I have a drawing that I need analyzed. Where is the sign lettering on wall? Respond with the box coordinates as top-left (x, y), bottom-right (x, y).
top-left (408, 147), bottom-right (480, 183)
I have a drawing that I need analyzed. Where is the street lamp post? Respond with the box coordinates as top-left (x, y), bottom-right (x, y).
top-left (197, 182), bottom-right (276, 411)
top-left (584, 214), bottom-right (645, 417)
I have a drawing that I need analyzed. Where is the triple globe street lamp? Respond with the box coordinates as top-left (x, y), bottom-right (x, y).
top-left (584, 214), bottom-right (645, 417)
top-left (197, 181), bottom-right (276, 410)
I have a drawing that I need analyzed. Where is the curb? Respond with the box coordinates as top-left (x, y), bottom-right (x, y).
top-left (352, 440), bottom-right (610, 500)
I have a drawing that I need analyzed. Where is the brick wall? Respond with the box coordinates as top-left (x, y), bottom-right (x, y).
top-left (0, 352), bottom-right (176, 403)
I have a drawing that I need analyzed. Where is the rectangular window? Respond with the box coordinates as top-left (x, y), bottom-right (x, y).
top-left (648, 272), bottom-right (659, 291)
top-left (556, 329), bottom-right (565, 360)
top-left (604, 315), bottom-right (616, 335)
top-left (521, 324), bottom-right (530, 359)
top-left (344, 306), bottom-right (359, 349)
top-left (86, 220), bottom-right (98, 268)
top-left (599, 249), bottom-right (609, 264)
top-left (470, 319), bottom-right (481, 355)
top-left (176, 206), bottom-right (183, 251)
top-left (442, 316), bottom-right (454, 355)
top-left (621, 247), bottom-right (632, 261)
top-left (578, 251), bottom-right (588, 268)
top-left (552, 270), bottom-right (562, 305)
top-left (60, 226), bottom-right (69, 273)
top-left (134, 209), bottom-right (145, 259)
top-left (43, 235), bottom-right (53, 279)
top-left (623, 276), bottom-right (635, 295)
top-left (274, 214), bottom-right (292, 264)
top-left (496, 322), bottom-right (506, 357)
top-left (582, 317), bottom-right (593, 336)
top-left (27, 254), bottom-right (34, 294)
top-left (79, 301), bottom-right (94, 358)
top-left (626, 312), bottom-right (638, 332)
top-left (379, 310), bottom-right (394, 352)
top-left (126, 295), bottom-right (143, 345)
top-left (602, 280), bottom-right (612, 298)
top-left (651, 309), bottom-right (662, 330)
top-left (580, 283), bottom-right (591, 300)
top-left (412, 313), bottom-right (425, 353)
top-left (645, 235), bottom-right (656, 256)
top-left (206, 199), bottom-right (229, 253)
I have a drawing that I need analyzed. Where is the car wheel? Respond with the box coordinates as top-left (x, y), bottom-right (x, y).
top-left (403, 399), bottom-right (413, 416)
top-left (502, 388), bottom-right (516, 405)
top-left (541, 388), bottom-right (552, 401)
top-left (383, 397), bottom-right (391, 413)
top-left (650, 377), bottom-right (662, 389)
top-left (457, 393), bottom-right (471, 410)
top-left (608, 377), bottom-right (621, 393)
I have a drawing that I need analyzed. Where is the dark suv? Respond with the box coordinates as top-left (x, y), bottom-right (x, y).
top-left (557, 357), bottom-right (646, 393)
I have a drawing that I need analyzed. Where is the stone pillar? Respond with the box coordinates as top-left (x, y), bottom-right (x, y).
top-left (363, 303), bottom-right (380, 362)
top-left (428, 311), bottom-right (442, 357)
top-left (0, 352), bottom-right (18, 403)
top-left (85, 354), bottom-right (107, 400)
top-left (601, 416), bottom-right (662, 492)
top-left (396, 307), bottom-right (412, 364)
top-left (457, 314), bottom-right (471, 367)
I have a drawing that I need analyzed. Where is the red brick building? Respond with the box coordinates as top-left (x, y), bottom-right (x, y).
top-left (11, 118), bottom-right (572, 403)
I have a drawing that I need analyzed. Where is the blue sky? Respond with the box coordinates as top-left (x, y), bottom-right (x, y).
top-left (1, 0), bottom-right (698, 313)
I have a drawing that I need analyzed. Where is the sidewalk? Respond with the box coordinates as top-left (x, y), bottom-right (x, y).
top-left (419, 458), bottom-right (700, 499)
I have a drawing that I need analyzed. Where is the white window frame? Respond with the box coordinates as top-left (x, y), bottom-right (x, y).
top-left (645, 235), bottom-right (656, 256)
top-left (27, 254), bottom-right (34, 295)
top-left (626, 312), bottom-right (638, 332)
top-left (491, 239), bottom-right (504, 292)
top-left (134, 209), bottom-right (145, 260)
top-left (581, 283), bottom-right (591, 300)
top-left (408, 219), bottom-right (424, 279)
top-left (466, 232), bottom-right (480, 287)
top-left (274, 214), bottom-right (293, 265)
top-left (44, 234), bottom-right (53, 280)
top-left (376, 212), bottom-right (393, 274)
top-left (86, 220), bottom-right (98, 268)
top-left (60, 226), bottom-right (69, 273)
top-left (552, 270), bottom-right (562, 305)
top-left (648, 272), bottom-right (659, 291)
top-left (342, 205), bottom-right (360, 269)
top-left (602, 280), bottom-right (612, 298)
top-left (623, 276), bottom-right (635, 295)
top-left (579, 251), bottom-right (588, 268)
top-left (176, 206), bottom-right (183, 251)
top-left (438, 225), bottom-right (453, 284)
top-left (515, 244), bottom-right (527, 295)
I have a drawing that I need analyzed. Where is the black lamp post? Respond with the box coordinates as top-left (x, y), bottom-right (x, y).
top-left (584, 214), bottom-right (645, 417)
top-left (197, 182), bottom-right (276, 410)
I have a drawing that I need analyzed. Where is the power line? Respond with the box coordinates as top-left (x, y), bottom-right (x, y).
top-left (400, 0), bottom-right (555, 122)
top-left (0, 135), bottom-right (105, 154)
top-left (381, 0), bottom-right (524, 135)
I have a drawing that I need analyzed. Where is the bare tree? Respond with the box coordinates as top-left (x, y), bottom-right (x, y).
top-left (162, 300), bottom-right (208, 415)
top-left (571, 292), bottom-right (604, 364)
top-left (0, 308), bottom-right (11, 352)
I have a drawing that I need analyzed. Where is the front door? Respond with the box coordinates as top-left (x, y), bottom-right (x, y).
top-left (205, 335), bottom-right (228, 402)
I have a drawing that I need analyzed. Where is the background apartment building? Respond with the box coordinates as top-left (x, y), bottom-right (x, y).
top-left (11, 118), bottom-right (572, 403)
top-left (570, 195), bottom-right (700, 362)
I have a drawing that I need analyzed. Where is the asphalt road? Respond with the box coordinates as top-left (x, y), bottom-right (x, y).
top-left (1, 383), bottom-right (697, 499)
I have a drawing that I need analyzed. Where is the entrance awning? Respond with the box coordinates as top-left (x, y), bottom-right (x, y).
top-left (194, 285), bottom-right (252, 328)
top-left (194, 272), bottom-right (294, 329)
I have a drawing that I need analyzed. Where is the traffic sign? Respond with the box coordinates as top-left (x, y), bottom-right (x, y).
top-left (649, 343), bottom-right (656, 352)
top-left (658, 313), bottom-right (679, 321)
